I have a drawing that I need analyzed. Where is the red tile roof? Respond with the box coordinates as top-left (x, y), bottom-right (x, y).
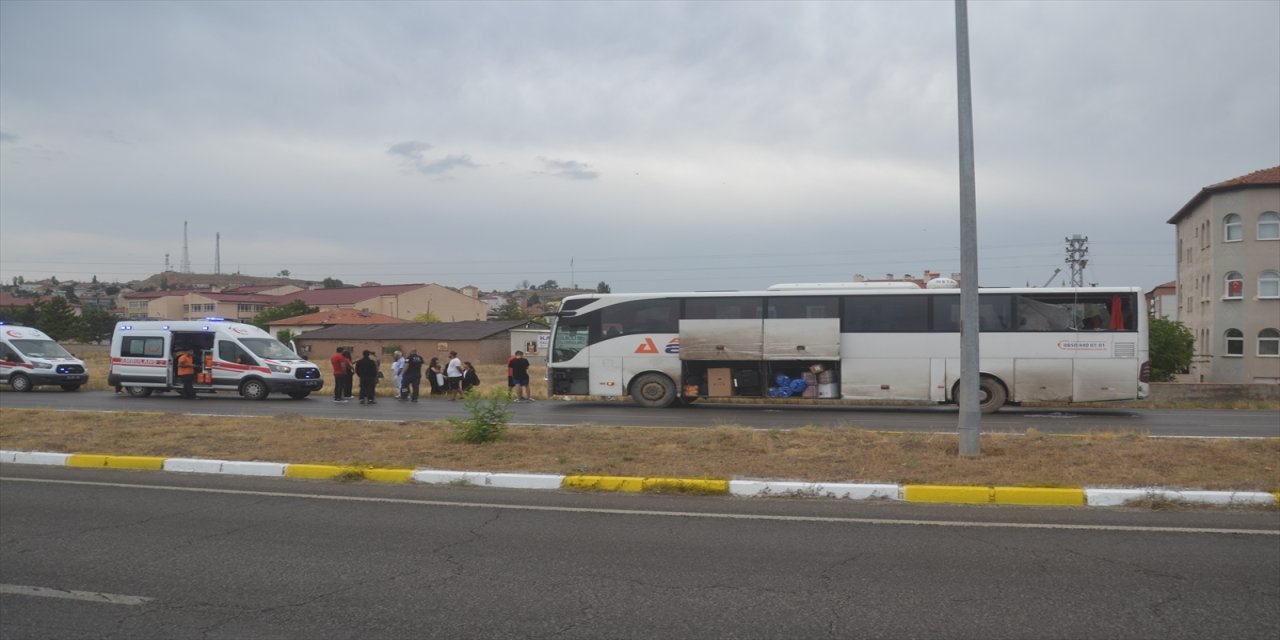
top-left (0, 292), bottom-right (36, 307)
top-left (283, 284), bottom-right (427, 306)
top-left (271, 308), bottom-right (409, 326)
top-left (1168, 166), bottom-right (1280, 224)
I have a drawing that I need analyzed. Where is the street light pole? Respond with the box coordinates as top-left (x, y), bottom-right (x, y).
top-left (955, 0), bottom-right (981, 456)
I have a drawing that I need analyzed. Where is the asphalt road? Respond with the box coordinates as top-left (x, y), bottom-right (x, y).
top-left (1, 389), bottom-right (1278, 438)
top-left (3, 465), bottom-right (1279, 640)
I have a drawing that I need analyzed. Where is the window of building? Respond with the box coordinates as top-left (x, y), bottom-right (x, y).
top-left (1224, 272), bottom-right (1243, 299)
top-left (1259, 211), bottom-right (1280, 240)
top-left (1224, 214), bottom-right (1242, 242)
top-left (1259, 271), bottom-right (1280, 299)
top-left (1224, 329), bottom-right (1244, 356)
top-left (1258, 329), bottom-right (1280, 357)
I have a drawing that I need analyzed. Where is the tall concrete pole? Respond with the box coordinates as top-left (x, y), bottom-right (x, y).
top-left (955, 0), bottom-right (981, 456)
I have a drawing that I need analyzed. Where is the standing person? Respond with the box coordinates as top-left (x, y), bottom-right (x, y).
top-left (175, 347), bottom-right (197, 399)
top-left (445, 351), bottom-right (464, 400)
top-left (426, 357), bottom-right (443, 396)
top-left (461, 361), bottom-right (481, 394)
top-left (390, 350), bottom-right (405, 399)
top-left (355, 350), bottom-right (379, 405)
top-left (401, 348), bottom-right (425, 402)
top-left (509, 350), bottom-right (532, 402)
top-left (342, 348), bottom-right (356, 400)
top-left (330, 347), bottom-right (351, 403)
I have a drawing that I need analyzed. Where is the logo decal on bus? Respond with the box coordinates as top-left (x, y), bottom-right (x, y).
top-left (635, 337), bottom-right (680, 355)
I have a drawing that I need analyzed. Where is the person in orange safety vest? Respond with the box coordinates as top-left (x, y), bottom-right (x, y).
top-left (175, 348), bottom-right (197, 399)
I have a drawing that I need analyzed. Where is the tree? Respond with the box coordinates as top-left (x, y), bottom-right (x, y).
top-left (596, 281), bottom-right (611, 293)
top-left (494, 301), bottom-right (530, 320)
top-left (322, 277), bottom-right (345, 289)
top-left (36, 296), bottom-right (83, 341)
top-left (276, 329), bottom-right (296, 345)
top-left (250, 299), bottom-right (318, 330)
top-left (539, 279), bottom-right (559, 290)
top-left (278, 269), bottom-right (291, 277)
top-left (60, 285), bottom-right (80, 303)
top-left (76, 307), bottom-right (118, 344)
top-left (1149, 316), bottom-right (1195, 381)
top-left (527, 293), bottom-right (541, 305)
top-left (0, 303), bottom-right (38, 326)
top-left (104, 285), bottom-right (120, 295)
top-left (413, 311), bottom-right (441, 323)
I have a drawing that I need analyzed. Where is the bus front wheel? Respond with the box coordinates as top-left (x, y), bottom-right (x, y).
top-left (630, 373), bottom-right (677, 408)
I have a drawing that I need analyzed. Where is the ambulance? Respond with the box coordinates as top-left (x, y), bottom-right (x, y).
top-left (108, 318), bottom-right (324, 400)
top-left (0, 323), bottom-right (90, 391)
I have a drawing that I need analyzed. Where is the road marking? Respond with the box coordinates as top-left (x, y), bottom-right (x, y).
top-left (0, 584), bottom-right (153, 606)
top-left (4, 477), bottom-right (1277, 536)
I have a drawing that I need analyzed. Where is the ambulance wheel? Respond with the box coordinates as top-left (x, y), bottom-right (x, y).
top-left (630, 372), bottom-right (677, 408)
top-left (9, 374), bottom-right (32, 392)
top-left (60, 384), bottom-right (81, 392)
top-left (287, 391), bottom-right (310, 399)
top-left (126, 386), bottom-right (153, 398)
top-left (240, 378), bottom-right (269, 401)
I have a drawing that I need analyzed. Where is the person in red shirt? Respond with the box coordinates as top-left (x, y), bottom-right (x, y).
top-left (330, 347), bottom-right (352, 403)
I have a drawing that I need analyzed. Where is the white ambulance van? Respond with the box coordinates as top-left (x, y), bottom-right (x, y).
top-left (0, 323), bottom-right (90, 391)
top-left (108, 318), bottom-right (324, 400)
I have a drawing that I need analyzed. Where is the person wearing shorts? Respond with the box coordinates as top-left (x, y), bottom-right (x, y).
top-left (445, 351), bottom-right (463, 400)
top-left (509, 350), bottom-right (532, 402)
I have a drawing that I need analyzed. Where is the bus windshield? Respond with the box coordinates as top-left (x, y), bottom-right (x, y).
top-left (239, 338), bottom-right (301, 360)
top-left (11, 339), bottom-right (73, 358)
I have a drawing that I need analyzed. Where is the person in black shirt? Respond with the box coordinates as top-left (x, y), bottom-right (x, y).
top-left (355, 350), bottom-right (379, 405)
top-left (509, 350), bottom-right (532, 402)
top-left (401, 348), bottom-right (425, 402)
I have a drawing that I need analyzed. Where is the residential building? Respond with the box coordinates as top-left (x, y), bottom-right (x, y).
top-left (266, 308), bottom-right (408, 337)
top-left (293, 320), bottom-right (548, 365)
top-left (1146, 281), bottom-right (1178, 321)
top-left (1167, 166), bottom-right (1280, 383)
top-left (284, 283), bottom-right (486, 323)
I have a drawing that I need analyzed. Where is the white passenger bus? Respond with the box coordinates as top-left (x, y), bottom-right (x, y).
top-left (546, 283), bottom-right (1149, 412)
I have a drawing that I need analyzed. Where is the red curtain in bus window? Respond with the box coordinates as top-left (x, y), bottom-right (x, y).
top-left (1109, 295), bottom-right (1125, 330)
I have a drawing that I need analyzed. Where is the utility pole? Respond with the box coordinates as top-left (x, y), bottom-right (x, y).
top-left (214, 232), bottom-right (221, 275)
top-left (954, 0), bottom-right (980, 456)
top-left (181, 221), bottom-right (192, 274)
top-left (1065, 235), bottom-right (1089, 287)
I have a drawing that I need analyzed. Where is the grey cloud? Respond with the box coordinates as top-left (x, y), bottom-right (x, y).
top-left (387, 141), bottom-right (477, 177)
top-left (416, 154), bottom-right (478, 176)
top-left (0, 131), bottom-right (16, 143)
top-left (387, 140), bottom-right (432, 160)
top-left (537, 157), bottom-right (599, 180)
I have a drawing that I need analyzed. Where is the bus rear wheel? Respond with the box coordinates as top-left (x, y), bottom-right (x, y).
top-left (952, 376), bottom-right (1008, 414)
top-left (630, 373), bottom-right (677, 408)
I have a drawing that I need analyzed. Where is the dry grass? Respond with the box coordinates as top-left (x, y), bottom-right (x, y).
top-left (2, 408), bottom-right (1277, 491)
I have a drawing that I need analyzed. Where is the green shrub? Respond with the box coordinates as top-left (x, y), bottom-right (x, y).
top-left (449, 388), bottom-right (513, 444)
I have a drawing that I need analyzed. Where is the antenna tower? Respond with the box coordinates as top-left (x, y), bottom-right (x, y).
top-left (181, 221), bottom-right (192, 274)
top-left (215, 232), bottom-right (221, 275)
top-left (1064, 235), bottom-right (1088, 287)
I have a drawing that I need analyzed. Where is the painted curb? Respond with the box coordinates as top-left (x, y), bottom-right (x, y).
top-left (1, 450), bottom-right (1276, 508)
top-left (729, 481), bottom-right (899, 500)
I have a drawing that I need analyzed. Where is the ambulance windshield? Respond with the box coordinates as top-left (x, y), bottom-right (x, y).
top-left (11, 339), bottom-right (74, 359)
top-left (240, 338), bottom-right (301, 361)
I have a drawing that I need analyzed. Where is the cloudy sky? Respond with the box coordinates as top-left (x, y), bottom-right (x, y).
top-left (2, 0), bottom-right (1277, 293)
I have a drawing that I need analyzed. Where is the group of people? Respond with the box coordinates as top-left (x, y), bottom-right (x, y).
top-left (330, 347), bottom-right (496, 405)
top-left (329, 347), bottom-right (385, 404)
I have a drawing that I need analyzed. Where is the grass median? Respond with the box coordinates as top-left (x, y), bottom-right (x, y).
top-left (1, 408), bottom-right (1276, 491)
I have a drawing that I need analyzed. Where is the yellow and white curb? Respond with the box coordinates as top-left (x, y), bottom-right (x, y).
top-left (2, 450), bottom-right (1276, 508)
